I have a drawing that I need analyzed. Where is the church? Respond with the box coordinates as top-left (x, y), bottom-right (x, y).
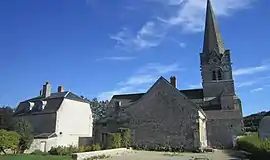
top-left (94, 0), bottom-right (244, 150)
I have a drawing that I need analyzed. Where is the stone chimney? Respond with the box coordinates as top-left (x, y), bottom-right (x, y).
top-left (170, 76), bottom-right (177, 88)
top-left (42, 81), bottom-right (51, 98)
top-left (57, 86), bottom-right (64, 92)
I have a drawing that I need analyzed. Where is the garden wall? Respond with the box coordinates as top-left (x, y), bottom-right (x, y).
top-left (71, 148), bottom-right (133, 160)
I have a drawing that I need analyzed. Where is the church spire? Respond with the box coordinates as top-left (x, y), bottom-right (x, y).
top-left (202, 0), bottom-right (225, 55)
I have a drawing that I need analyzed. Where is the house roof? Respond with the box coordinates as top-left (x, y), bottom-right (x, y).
top-left (110, 88), bottom-right (204, 107)
top-left (34, 132), bottom-right (57, 139)
top-left (23, 91), bottom-right (87, 103)
top-left (105, 76), bottom-right (206, 119)
top-left (14, 91), bottom-right (88, 116)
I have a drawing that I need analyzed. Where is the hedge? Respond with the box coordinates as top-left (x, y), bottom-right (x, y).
top-left (236, 133), bottom-right (270, 160)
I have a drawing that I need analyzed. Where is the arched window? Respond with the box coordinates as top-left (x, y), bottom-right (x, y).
top-left (212, 71), bottom-right (217, 80)
top-left (217, 70), bottom-right (222, 80)
top-left (212, 69), bottom-right (223, 81)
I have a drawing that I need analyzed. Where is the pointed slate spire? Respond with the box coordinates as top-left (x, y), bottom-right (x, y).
top-left (202, 0), bottom-right (225, 55)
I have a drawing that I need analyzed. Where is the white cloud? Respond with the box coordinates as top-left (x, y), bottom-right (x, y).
top-left (110, 0), bottom-right (254, 50)
top-left (109, 21), bottom-right (166, 51)
top-left (170, 37), bottom-right (187, 48)
top-left (98, 62), bottom-right (183, 100)
top-left (96, 56), bottom-right (136, 61)
top-left (236, 76), bottom-right (270, 88)
top-left (236, 80), bottom-right (257, 88)
top-left (233, 64), bottom-right (270, 76)
top-left (157, 0), bottom-right (253, 32)
top-left (250, 87), bottom-right (263, 93)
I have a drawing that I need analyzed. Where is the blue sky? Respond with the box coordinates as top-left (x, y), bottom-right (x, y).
top-left (0, 0), bottom-right (269, 116)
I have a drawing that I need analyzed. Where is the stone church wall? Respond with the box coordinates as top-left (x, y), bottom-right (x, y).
top-left (96, 79), bottom-right (203, 151)
top-left (205, 110), bottom-right (244, 148)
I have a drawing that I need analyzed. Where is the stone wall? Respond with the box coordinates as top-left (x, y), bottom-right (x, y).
top-left (78, 137), bottom-right (94, 146)
top-left (205, 114), bottom-right (243, 148)
top-left (72, 148), bottom-right (133, 160)
top-left (96, 78), bottom-right (202, 151)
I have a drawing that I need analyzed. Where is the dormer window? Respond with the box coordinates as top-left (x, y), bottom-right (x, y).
top-left (34, 100), bottom-right (47, 111)
top-left (28, 102), bottom-right (35, 111)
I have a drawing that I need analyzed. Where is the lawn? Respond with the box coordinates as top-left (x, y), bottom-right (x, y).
top-left (0, 155), bottom-right (71, 160)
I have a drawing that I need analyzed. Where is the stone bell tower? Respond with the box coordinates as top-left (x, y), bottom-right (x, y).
top-left (200, 0), bottom-right (235, 98)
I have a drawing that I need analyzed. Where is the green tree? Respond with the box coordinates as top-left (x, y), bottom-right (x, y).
top-left (244, 111), bottom-right (270, 132)
top-left (81, 97), bottom-right (109, 122)
top-left (0, 129), bottom-right (20, 154)
top-left (13, 118), bottom-right (33, 153)
top-left (0, 106), bottom-right (15, 131)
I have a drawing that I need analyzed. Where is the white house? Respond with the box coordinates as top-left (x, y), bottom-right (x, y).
top-left (13, 82), bottom-right (93, 152)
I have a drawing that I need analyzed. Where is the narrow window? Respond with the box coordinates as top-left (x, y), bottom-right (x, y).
top-left (217, 70), bottom-right (222, 80)
top-left (212, 71), bottom-right (217, 80)
top-left (0, 116), bottom-right (3, 125)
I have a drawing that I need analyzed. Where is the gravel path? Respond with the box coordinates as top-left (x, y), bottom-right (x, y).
top-left (105, 150), bottom-right (248, 160)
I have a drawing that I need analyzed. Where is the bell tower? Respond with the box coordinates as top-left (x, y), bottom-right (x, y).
top-left (200, 0), bottom-right (235, 98)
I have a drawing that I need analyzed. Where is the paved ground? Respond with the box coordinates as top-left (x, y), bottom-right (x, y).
top-left (106, 150), bottom-right (249, 160)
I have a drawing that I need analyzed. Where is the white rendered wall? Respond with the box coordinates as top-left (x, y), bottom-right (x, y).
top-left (55, 99), bottom-right (93, 146)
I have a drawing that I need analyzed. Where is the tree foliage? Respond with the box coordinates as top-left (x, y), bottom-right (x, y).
top-left (244, 111), bottom-right (270, 132)
top-left (80, 97), bottom-right (109, 122)
top-left (106, 133), bottom-right (122, 149)
top-left (0, 129), bottom-right (20, 154)
top-left (13, 118), bottom-right (33, 153)
top-left (117, 128), bottom-right (132, 148)
top-left (0, 106), bottom-right (15, 131)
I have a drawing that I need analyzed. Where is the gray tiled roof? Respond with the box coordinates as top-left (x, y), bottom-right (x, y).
top-left (179, 89), bottom-right (204, 99)
top-left (110, 88), bottom-right (204, 107)
top-left (34, 132), bottom-right (57, 139)
top-left (111, 93), bottom-right (144, 106)
top-left (14, 91), bottom-right (88, 116)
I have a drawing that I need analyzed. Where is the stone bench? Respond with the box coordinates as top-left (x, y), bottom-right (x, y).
top-left (71, 148), bottom-right (133, 160)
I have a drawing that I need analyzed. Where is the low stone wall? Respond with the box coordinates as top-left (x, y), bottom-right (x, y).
top-left (71, 148), bottom-right (133, 160)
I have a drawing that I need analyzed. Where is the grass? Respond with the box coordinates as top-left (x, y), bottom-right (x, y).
top-left (0, 155), bottom-right (71, 160)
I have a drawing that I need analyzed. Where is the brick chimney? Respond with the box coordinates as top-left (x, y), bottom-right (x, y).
top-left (170, 76), bottom-right (177, 88)
top-left (42, 81), bottom-right (51, 98)
top-left (57, 86), bottom-right (64, 92)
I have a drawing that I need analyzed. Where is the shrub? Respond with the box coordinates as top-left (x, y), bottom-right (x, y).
top-left (77, 144), bottom-right (101, 153)
top-left (117, 128), bottom-right (132, 148)
top-left (13, 118), bottom-right (34, 153)
top-left (237, 132), bottom-right (270, 160)
top-left (91, 144), bottom-right (101, 151)
top-left (106, 133), bottom-right (122, 149)
top-left (30, 149), bottom-right (48, 156)
top-left (48, 145), bottom-right (79, 156)
top-left (0, 129), bottom-right (20, 154)
top-left (131, 143), bottom-right (184, 152)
